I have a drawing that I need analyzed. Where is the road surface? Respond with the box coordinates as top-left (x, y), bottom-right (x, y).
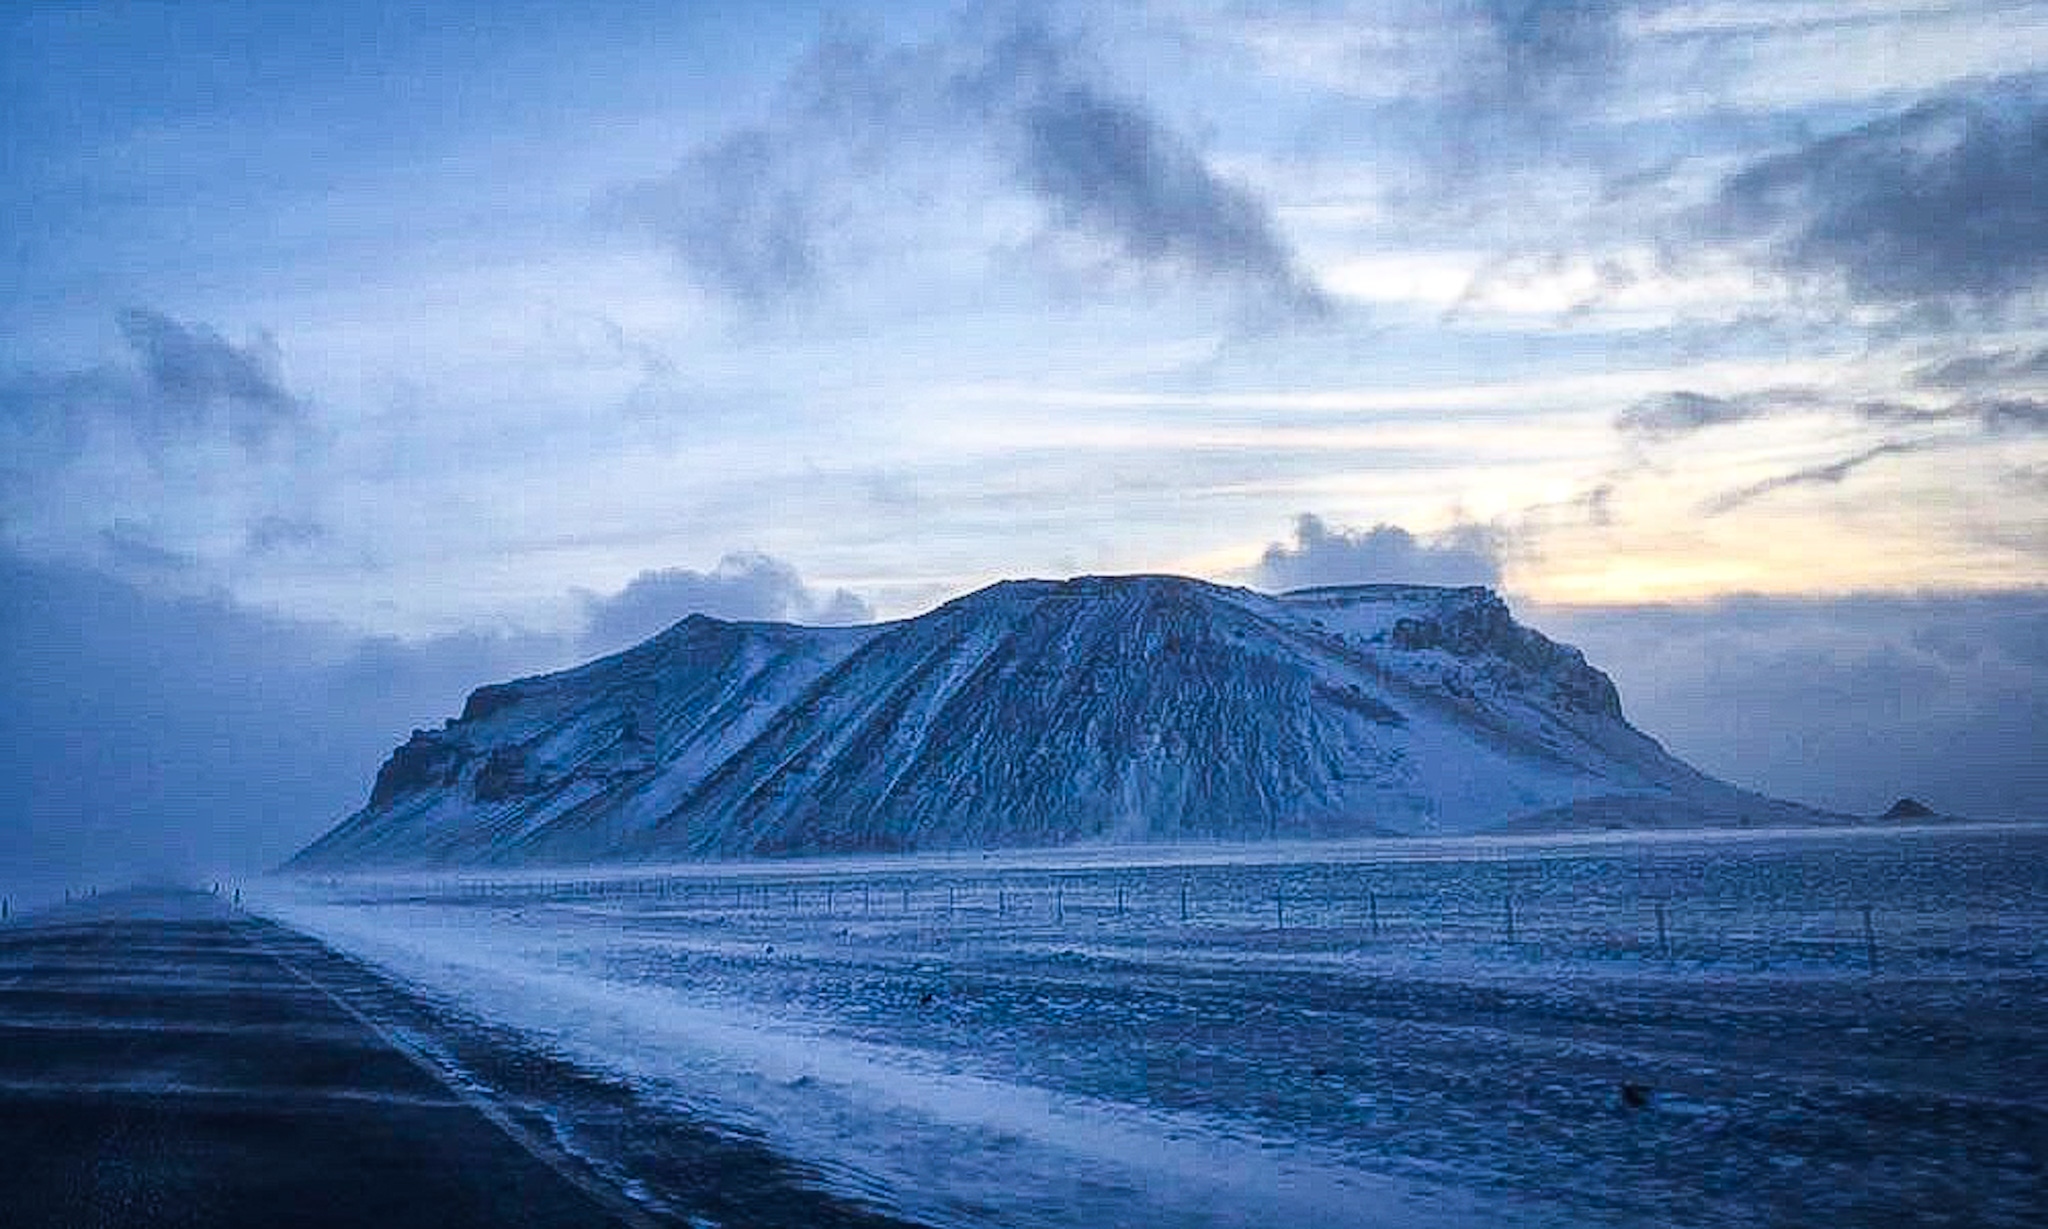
top-left (0, 888), bottom-right (915, 1228)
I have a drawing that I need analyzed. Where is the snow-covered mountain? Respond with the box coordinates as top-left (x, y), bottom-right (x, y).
top-left (288, 576), bottom-right (1825, 868)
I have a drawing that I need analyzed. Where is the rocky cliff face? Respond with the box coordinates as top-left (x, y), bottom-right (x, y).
top-left (288, 576), bottom-right (1821, 869)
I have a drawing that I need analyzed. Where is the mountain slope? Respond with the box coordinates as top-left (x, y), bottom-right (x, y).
top-left (289, 576), bottom-right (1824, 869)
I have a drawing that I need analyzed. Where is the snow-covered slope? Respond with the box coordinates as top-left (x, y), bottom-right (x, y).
top-left (289, 576), bottom-right (1825, 868)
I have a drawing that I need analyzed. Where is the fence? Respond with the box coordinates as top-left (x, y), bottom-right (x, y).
top-left (345, 865), bottom-right (2040, 975)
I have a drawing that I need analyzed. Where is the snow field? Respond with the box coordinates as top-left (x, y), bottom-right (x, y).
top-left (260, 826), bottom-right (2048, 1228)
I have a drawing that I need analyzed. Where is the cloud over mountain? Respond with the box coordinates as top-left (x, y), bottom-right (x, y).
top-left (1253, 513), bottom-right (1502, 590)
top-left (0, 543), bottom-right (868, 884)
top-left (580, 552), bottom-right (872, 655)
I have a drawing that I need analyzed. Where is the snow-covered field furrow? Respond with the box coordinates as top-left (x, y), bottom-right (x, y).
top-left (258, 826), bottom-right (2048, 1228)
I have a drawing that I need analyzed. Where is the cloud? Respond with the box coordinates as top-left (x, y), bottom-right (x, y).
top-left (0, 309), bottom-right (320, 576)
top-left (0, 309), bottom-right (307, 462)
top-left (99, 520), bottom-right (195, 573)
top-left (1539, 590), bottom-right (2048, 819)
top-left (613, 126), bottom-right (825, 307)
top-left (579, 551), bottom-right (873, 654)
top-left (1854, 394), bottom-right (2048, 434)
top-left (1972, 395), bottom-right (2048, 432)
top-left (1700, 440), bottom-right (1926, 515)
top-left (0, 544), bottom-right (870, 899)
top-left (1616, 388), bottom-right (1813, 438)
top-left (1620, 380), bottom-right (2048, 449)
top-left (610, 15), bottom-right (1325, 317)
top-left (1425, 0), bottom-right (1628, 170)
top-left (1710, 79), bottom-right (2048, 305)
top-left (1012, 82), bottom-right (1329, 315)
top-left (1613, 371), bottom-right (2048, 517)
top-left (115, 308), bottom-right (304, 450)
top-left (1909, 344), bottom-right (2048, 391)
top-left (1252, 513), bottom-right (1502, 591)
top-left (1471, 0), bottom-right (1625, 109)
top-left (0, 309), bottom-right (309, 482)
top-left (0, 549), bottom-right (572, 894)
top-left (244, 514), bottom-right (329, 555)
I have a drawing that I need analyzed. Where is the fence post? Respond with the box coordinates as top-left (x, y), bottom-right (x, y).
top-left (1117, 885), bottom-right (1125, 917)
top-left (1861, 904), bottom-right (1878, 971)
top-left (1368, 890), bottom-right (1379, 937)
top-left (1055, 884), bottom-right (1064, 923)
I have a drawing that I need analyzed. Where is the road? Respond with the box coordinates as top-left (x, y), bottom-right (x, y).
top-left (0, 888), bottom-right (916, 1229)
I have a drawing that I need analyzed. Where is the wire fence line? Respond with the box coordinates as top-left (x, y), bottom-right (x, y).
top-left (325, 865), bottom-right (2044, 975)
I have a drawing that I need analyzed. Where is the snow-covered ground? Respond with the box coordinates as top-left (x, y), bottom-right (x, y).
top-left (257, 825), bottom-right (2048, 1228)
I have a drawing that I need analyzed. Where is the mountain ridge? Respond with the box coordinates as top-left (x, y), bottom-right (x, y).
top-left (288, 574), bottom-right (1832, 869)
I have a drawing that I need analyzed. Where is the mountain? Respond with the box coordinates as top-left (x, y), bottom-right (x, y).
top-left (287, 576), bottom-right (1827, 869)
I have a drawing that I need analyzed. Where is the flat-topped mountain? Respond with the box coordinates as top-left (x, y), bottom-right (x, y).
top-left (288, 575), bottom-right (1826, 869)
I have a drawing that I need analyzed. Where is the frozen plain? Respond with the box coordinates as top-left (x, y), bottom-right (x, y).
top-left (259, 825), bottom-right (2048, 1228)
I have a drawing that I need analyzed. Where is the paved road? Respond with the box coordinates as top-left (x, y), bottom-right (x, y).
top-left (0, 889), bottom-right (915, 1229)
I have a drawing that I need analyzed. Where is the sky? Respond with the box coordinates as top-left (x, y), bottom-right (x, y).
top-left (3, 1), bottom-right (2046, 887)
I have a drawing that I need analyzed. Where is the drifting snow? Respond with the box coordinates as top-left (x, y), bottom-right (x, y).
top-left (262, 826), bottom-right (2048, 1228)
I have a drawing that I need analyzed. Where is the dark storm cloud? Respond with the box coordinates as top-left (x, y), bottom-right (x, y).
top-left (1699, 441), bottom-right (1926, 515)
top-left (1710, 80), bottom-right (2048, 305)
top-left (611, 16), bottom-right (1325, 317)
top-left (580, 551), bottom-right (873, 655)
top-left (1253, 513), bottom-right (1502, 591)
top-left (1539, 590), bottom-right (2048, 819)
